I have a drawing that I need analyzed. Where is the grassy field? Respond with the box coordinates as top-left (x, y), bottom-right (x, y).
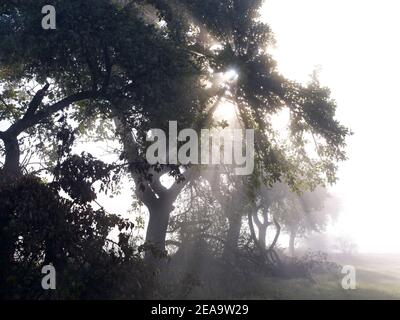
top-left (257, 253), bottom-right (400, 300)
top-left (251, 270), bottom-right (400, 300)
top-left (186, 253), bottom-right (400, 299)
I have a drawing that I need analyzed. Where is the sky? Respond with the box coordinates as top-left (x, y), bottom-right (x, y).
top-left (261, 0), bottom-right (400, 253)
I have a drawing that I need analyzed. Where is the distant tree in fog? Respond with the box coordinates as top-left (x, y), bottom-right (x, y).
top-left (272, 186), bottom-right (339, 256)
top-left (334, 235), bottom-right (358, 256)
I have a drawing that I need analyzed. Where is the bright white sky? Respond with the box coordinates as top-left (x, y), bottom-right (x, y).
top-left (261, 0), bottom-right (400, 253)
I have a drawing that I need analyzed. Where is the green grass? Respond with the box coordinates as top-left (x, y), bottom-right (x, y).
top-left (247, 270), bottom-right (400, 300)
top-left (186, 253), bottom-right (400, 299)
top-left (244, 253), bottom-right (400, 300)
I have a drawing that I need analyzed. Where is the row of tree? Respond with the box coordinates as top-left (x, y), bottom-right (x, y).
top-left (0, 0), bottom-right (349, 298)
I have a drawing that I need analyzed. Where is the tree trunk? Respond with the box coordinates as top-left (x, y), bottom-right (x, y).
top-left (142, 200), bottom-right (175, 298)
top-left (223, 214), bottom-right (241, 260)
top-left (289, 230), bottom-right (296, 257)
top-left (258, 224), bottom-right (267, 250)
top-left (1, 135), bottom-right (21, 183)
top-left (0, 135), bottom-right (21, 290)
top-left (145, 202), bottom-right (172, 261)
top-left (113, 116), bottom-right (193, 268)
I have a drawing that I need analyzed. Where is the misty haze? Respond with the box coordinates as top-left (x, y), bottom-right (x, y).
top-left (1, 0), bottom-right (400, 303)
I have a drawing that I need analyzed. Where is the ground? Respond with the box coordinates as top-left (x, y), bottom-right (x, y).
top-left (255, 253), bottom-right (400, 300)
top-left (184, 253), bottom-right (400, 299)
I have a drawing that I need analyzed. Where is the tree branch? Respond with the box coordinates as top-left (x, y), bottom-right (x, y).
top-left (248, 209), bottom-right (264, 252)
top-left (23, 82), bottom-right (50, 120)
top-left (253, 210), bottom-right (263, 228)
top-left (269, 218), bottom-right (281, 251)
top-left (113, 117), bottom-right (158, 207)
top-left (168, 167), bottom-right (198, 201)
top-left (7, 90), bottom-right (99, 136)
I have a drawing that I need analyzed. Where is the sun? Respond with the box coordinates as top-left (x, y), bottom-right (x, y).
top-left (214, 98), bottom-right (237, 122)
top-left (222, 69), bottom-right (239, 82)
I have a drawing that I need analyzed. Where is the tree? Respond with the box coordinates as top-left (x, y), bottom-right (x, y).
top-left (270, 185), bottom-right (338, 256)
top-left (0, 0), bottom-right (209, 262)
top-left (171, 0), bottom-right (349, 260)
top-left (334, 235), bottom-right (358, 256)
top-left (0, 0), bottom-right (350, 296)
top-left (0, 0), bottom-right (208, 292)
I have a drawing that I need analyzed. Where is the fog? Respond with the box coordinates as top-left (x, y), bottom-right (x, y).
top-left (1, 0), bottom-right (400, 301)
top-left (262, 0), bottom-right (400, 254)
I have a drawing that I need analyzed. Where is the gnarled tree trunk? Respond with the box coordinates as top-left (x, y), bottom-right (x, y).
top-left (114, 117), bottom-right (194, 266)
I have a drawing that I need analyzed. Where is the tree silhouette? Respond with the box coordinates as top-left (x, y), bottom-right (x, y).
top-left (0, 0), bottom-right (350, 298)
